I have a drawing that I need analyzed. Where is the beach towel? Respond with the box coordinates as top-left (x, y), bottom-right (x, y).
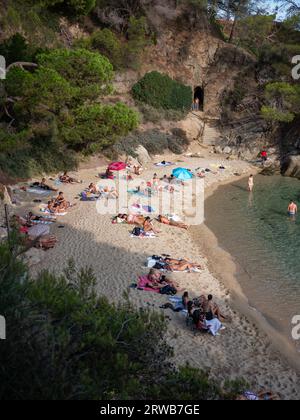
top-left (155, 162), bottom-right (174, 167)
top-left (28, 225), bottom-right (50, 238)
top-left (131, 204), bottom-right (155, 214)
top-left (131, 232), bottom-right (157, 239)
top-left (137, 276), bottom-right (160, 293)
top-left (205, 318), bottom-right (222, 336)
top-left (81, 192), bottom-right (98, 202)
top-left (30, 219), bottom-right (54, 225)
top-left (27, 188), bottom-right (51, 195)
top-left (40, 208), bottom-right (67, 216)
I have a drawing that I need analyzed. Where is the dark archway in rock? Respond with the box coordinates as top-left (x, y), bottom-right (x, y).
top-left (193, 86), bottom-right (204, 111)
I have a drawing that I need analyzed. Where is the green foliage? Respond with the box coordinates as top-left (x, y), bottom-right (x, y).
top-left (41, 0), bottom-right (96, 16)
top-left (90, 29), bottom-right (124, 69)
top-left (132, 72), bottom-right (193, 111)
top-left (125, 16), bottom-right (148, 70)
top-left (111, 128), bottom-right (190, 157)
top-left (262, 82), bottom-right (300, 123)
top-left (0, 238), bottom-right (246, 400)
top-left (0, 33), bottom-right (33, 65)
top-left (0, 48), bottom-right (138, 176)
top-left (138, 103), bottom-right (188, 124)
top-left (37, 48), bottom-right (114, 99)
top-left (236, 15), bottom-right (275, 56)
top-left (61, 103), bottom-right (139, 152)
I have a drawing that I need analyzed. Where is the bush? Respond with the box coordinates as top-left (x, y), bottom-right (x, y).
top-left (138, 103), bottom-right (188, 124)
top-left (0, 33), bottom-right (33, 65)
top-left (37, 48), bottom-right (114, 99)
top-left (61, 102), bottom-right (139, 152)
top-left (111, 128), bottom-right (190, 157)
top-left (90, 28), bottom-right (124, 69)
top-left (132, 71), bottom-right (193, 111)
top-left (43, 0), bottom-right (96, 16)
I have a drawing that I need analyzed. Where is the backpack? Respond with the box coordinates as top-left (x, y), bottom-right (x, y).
top-left (132, 227), bottom-right (142, 237)
top-left (159, 285), bottom-right (177, 296)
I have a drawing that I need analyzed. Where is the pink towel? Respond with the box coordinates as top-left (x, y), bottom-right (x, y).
top-left (137, 276), bottom-right (160, 293)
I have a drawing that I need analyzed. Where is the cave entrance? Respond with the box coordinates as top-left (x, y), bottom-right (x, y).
top-left (193, 86), bottom-right (204, 111)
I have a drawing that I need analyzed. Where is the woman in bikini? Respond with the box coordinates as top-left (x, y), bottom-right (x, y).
top-left (164, 258), bottom-right (202, 272)
top-left (158, 215), bottom-right (188, 230)
top-left (60, 172), bottom-right (81, 184)
top-left (143, 217), bottom-right (160, 235)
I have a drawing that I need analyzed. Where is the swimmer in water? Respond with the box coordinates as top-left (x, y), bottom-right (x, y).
top-left (288, 200), bottom-right (297, 217)
top-left (248, 175), bottom-right (254, 192)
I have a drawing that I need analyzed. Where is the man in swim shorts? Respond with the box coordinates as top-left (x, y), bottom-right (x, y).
top-left (288, 200), bottom-right (298, 216)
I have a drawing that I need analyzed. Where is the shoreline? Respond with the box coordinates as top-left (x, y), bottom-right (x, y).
top-left (190, 173), bottom-right (300, 375)
top-left (10, 154), bottom-right (300, 399)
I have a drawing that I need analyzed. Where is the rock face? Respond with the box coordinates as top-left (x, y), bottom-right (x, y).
top-left (134, 145), bottom-right (152, 165)
top-left (281, 155), bottom-right (300, 179)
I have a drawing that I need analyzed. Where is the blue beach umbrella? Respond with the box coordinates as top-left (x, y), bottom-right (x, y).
top-left (172, 167), bottom-right (193, 180)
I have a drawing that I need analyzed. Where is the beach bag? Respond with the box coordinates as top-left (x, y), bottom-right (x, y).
top-left (159, 285), bottom-right (177, 296)
top-left (132, 227), bottom-right (142, 237)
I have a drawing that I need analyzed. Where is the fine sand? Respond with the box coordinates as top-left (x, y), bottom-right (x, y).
top-left (14, 153), bottom-right (300, 400)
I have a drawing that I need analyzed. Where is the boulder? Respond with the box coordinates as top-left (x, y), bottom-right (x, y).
top-left (281, 155), bottom-right (300, 179)
top-left (179, 114), bottom-right (204, 142)
top-left (134, 145), bottom-right (152, 165)
top-left (223, 146), bottom-right (232, 155)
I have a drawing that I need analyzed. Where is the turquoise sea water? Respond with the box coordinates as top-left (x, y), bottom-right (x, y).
top-left (206, 175), bottom-right (300, 348)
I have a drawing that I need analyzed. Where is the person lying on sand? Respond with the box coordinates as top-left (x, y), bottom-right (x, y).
top-left (237, 390), bottom-right (278, 401)
top-left (202, 294), bottom-right (227, 321)
top-left (59, 172), bottom-right (81, 184)
top-left (160, 257), bottom-right (202, 273)
top-left (158, 215), bottom-right (188, 230)
top-left (160, 292), bottom-right (190, 312)
top-left (143, 217), bottom-right (160, 235)
top-left (25, 212), bottom-right (56, 225)
top-left (32, 178), bottom-right (58, 192)
top-left (88, 183), bottom-right (100, 195)
top-left (146, 270), bottom-right (181, 292)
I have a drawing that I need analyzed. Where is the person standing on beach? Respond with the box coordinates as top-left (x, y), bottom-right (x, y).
top-left (288, 200), bottom-right (297, 216)
top-left (248, 175), bottom-right (254, 192)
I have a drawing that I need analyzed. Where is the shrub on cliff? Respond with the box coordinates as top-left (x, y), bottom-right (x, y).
top-left (132, 71), bottom-right (193, 111)
top-left (0, 48), bottom-right (139, 176)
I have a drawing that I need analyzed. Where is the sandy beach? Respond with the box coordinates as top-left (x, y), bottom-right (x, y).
top-left (12, 152), bottom-right (300, 400)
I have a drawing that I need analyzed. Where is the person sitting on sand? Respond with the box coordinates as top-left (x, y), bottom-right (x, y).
top-left (203, 294), bottom-right (226, 322)
top-left (105, 168), bottom-right (114, 180)
top-left (158, 215), bottom-right (188, 230)
top-left (288, 200), bottom-right (297, 216)
top-left (143, 217), bottom-right (160, 235)
top-left (55, 192), bottom-right (72, 211)
top-left (88, 183), bottom-right (100, 195)
top-left (60, 172), bottom-right (81, 184)
top-left (133, 165), bottom-right (143, 176)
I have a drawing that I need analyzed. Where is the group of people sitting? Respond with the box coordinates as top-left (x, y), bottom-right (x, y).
top-left (162, 289), bottom-right (227, 337)
top-left (46, 192), bottom-right (74, 214)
